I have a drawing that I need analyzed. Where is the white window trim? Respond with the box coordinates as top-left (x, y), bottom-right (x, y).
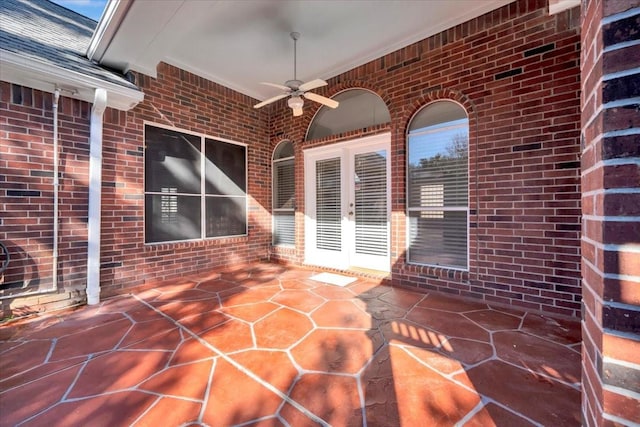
top-left (272, 149), bottom-right (296, 247)
top-left (405, 103), bottom-right (470, 271)
top-left (143, 121), bottom-right (248, 245)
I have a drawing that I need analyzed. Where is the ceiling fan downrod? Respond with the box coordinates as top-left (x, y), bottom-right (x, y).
top-left (288, 32), bottom-right (302, 90)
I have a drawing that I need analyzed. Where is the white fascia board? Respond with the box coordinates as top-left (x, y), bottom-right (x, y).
top-left (0, 50), bottom-right (144, 111)
top-left (86, 0), bottom-right (133, 62)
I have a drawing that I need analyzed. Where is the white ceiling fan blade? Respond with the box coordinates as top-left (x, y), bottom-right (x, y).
top-left (254, 93), bottom-right (288, 109)
top-left (298, 79), bottom-right (327, 92)
top-left (303, 92), bottom-right (339, 109)
top-left (260, 82), bottom-right (291, 91)
top-left (292, 107), bottom-right (303, 117)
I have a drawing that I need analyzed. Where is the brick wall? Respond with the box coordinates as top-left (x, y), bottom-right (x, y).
top-left (580, 0), bottom-right (640, 425)
top-left (2, 0), bottom-right (584, 320)
top-left (0, 84), bottom-right (90, 316)
top-left (269, 0), bottom-right (583, 317)
top-left (1, 62), bottom-right (272, 315)
top-left (98, 63), bottom-right (272, 298)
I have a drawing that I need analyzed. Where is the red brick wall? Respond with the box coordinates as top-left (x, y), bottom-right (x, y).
top-left (1, 62), bottom-right (272, 315)
top-left (269, 0), bottom-right (583, 317)
top-left (1, 84), bottom-right (90, 315)
top-left (581, 0), bottom-right (640, 425)
top-left (98, 63), bottom-right (272, 298)
top-left (2, 0), bottom-right (584, 320)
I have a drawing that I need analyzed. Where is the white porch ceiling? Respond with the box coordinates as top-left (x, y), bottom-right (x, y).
top-left (93, 0), bottom-right (514, 102)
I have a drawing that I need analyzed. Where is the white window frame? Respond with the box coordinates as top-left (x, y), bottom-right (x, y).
top-left (272, 141), bottom-right (295, 247)
top-left (143, 122), bottom-right (248, 244)
top-left (406, 102), bottom-right (469, 271)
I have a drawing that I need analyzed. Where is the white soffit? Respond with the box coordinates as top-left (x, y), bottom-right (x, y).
top-left (95, 0), bottom-right (515, 101)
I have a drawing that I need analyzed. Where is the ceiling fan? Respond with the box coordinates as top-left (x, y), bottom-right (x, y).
top-left (253, 32), bottom-right (339, 117)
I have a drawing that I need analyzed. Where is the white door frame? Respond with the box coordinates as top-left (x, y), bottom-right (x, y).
top-left (304, 132), bottom-right (391, 271)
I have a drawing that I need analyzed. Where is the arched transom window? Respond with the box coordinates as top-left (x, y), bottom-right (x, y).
top-left (306, 89), bottom-right (390, 140)
top-left (407, 101), bottom-right (469, 269)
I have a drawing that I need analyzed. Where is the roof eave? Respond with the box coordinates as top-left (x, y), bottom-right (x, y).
top-left (0, 50), bottom-right (144, 111)
top-left (86, 0), bottom-right (133, 63)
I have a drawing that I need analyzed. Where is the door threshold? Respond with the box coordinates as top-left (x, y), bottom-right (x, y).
top-left (348, 266), bottom-right (391, 279)
top-left (301, 264), bottom-right (391, 281)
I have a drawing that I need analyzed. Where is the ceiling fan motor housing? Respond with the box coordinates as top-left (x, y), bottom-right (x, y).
top-left (285, 79), bottom-right (303, 90)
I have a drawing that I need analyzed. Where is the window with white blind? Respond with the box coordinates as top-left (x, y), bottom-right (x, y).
top-left (316, 157), bottom-right (342, 251)
top-left (272, 141), bottom-right (295, 246)
top-left (354, 151), bottom-right (388, 257)
top-left (407, 101), bottom-right (468, 269)
top-left (145, 124), bottom-right (247, 243)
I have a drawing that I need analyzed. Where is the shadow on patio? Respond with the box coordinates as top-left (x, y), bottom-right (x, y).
top-left (0, 263), bottom-right (581, 426)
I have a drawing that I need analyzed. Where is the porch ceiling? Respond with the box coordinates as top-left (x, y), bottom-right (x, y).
top-left (91, 0), bottom-right (514, 101)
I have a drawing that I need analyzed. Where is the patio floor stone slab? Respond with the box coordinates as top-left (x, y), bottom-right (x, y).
top-left (229, 350), bottom-right (298, 394)
top-left (67, 350), bottom-right (172, 398)
top-left (291, 329), bottom-right (383, 374)
top-left (24, 391), bottom-right (159, 427)
top-left (459, 360), bottom-right (581, 425)
top-left (0, 263), bottom-right (581, 426)
top-left (311, 300), bottom-right (372, 329)
top-left (202, 359), bottom-right (285, 426)
top-left (254, 308), bottom-right (314, 349)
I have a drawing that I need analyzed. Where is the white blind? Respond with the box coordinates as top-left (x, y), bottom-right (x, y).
top-left (408, 211), bottom-right (467, 268)
top-left (316, 158), bottom-right (341, 251)
top-left (273, 158), bottom-right (295, 245)
top-left (273, 213), bottom-right (295, 246)
top-left (407, 110), bottom-right (468, 269)
top-left (274, 159), bottom-right (294, 209)
top-left (354, 151), bottom-right (388, 256)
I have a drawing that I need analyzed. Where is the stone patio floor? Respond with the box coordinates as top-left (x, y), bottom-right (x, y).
top-left (0, 263), bottom-right (582, 426)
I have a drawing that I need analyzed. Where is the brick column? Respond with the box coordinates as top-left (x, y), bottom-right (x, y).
top-left (580, 1), bottom-right (640, 425)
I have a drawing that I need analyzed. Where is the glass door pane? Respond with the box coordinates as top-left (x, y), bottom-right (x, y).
top-left (354, 150), bottom-right (388, 257)
top-left (316, 157), bottom-right (341, 251)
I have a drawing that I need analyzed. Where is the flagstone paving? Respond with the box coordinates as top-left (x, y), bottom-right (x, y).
top-left (0, 263), bottom-right (581, 426)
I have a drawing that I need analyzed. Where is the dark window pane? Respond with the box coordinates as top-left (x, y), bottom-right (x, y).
top-left (307, 89), bottom-right (391, 140)
top-left (408, 101), bottom-right (467, 131)
top-left (145, 125), bottom-right (201, 193)
top-left (145, 194), bottom-right (201, 243)
top-left (408, 210), bottom-right (467, 269)
top-left (205, 196), bottom-right (247, 237)
top-left (205, 139), bottom-right (246, 196)
top-left (273, 141), bottom-right (294, 159)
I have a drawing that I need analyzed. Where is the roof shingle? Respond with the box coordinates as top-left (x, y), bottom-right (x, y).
top-left (0, 0), bottom-right (138, 90)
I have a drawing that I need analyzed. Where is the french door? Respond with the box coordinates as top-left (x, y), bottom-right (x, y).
top-left (304, 133), bottom-right (390, 271)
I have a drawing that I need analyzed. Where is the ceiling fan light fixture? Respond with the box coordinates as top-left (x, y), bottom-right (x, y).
top-left (253, 32), bottom-right (338, 115)
top-left (288, 95), bottom-right (304, 110)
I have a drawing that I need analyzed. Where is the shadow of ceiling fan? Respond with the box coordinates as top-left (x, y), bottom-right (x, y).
top-left (253, 32), bottom-right (339, 117)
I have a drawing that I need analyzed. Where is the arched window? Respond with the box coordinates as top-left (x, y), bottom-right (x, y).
top-left (407, 101), bottom-right (469, 269)
top-left (306, 89), bottom-right (390, 140)
top-left (272, 141), bottom-right (295, 246)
